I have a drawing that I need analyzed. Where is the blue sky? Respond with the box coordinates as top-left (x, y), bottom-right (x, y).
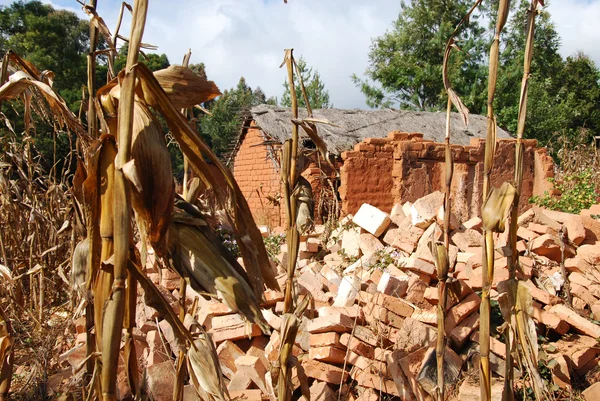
top-left (2, 0), bottom-right (599, 109)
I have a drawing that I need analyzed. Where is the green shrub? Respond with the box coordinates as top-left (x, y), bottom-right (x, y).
top-left (529, 168), bottom-right (598, 214)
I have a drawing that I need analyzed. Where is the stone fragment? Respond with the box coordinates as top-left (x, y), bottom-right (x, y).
top-left (410, 191), bottom-right (444, 229)
top-left (340, 334), bottom-right (375, 359)
top-left (583, 382), bottom-right (600, 401)
top-left (377, 270), bottom-right (409, 297)
top-left (341, 227), bottom-right (362, 258)
top-left (445, 292), bottom-right (481, 334)
top-left (353, 203), bottom-right (391, 237)
top-left (310, 332), bottom-right (345, 349)
top-left (417, 346), bottom-right (462, 397)
top-left (450, 229), bottom-right (483, 252)
top-left (146, 361), bottom-right (175, 401)
top-left (333, 275), bottom-right (361, 307)
top-left (235, 355), bottom-right (268, 394)
top-left (310, 381), bottom-right (336, 401)
top-left (457, 377), bottom-right (503, 401)
top-left (549, 304), bottom-right (600, 338)
top-left (216, 340), bottom-right (244, 380)
top-left (449, 312), bottom-right (480, 348)
top-left (307, 314), bottom-right (355, 334)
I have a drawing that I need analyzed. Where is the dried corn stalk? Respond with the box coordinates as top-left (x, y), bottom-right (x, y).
top-left (0, 308), bottom-right (13, 401)
top-left (433, 2), bottom-right (482, 396)
top-left (480, 1), bottom-right (511, 399)
top-left (503, 1), bottom-right (547, 400)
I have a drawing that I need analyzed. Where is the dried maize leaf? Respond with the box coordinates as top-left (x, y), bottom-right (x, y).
top-left (126, 255), bottom-right (195, 345)
top-left (0, 309), bottom-right (13, 401)
top-left (482, 181), bottom-right (516, 233)
top-left (515, 281), bottom-right (546, 400)
top-left (83, 8), bottom-right (117, 56)
top-left (188, 332), bottom-right (230, 401)
top-left (169, 222), bottom-right (270, 334)
top-left (430, 240), bottom-right (449, 280)
top-left (0, 70), bottom-right (83, 134)
top-left (152, 65), bottom-right (221, 109)
top-left (129, 102), bottom-right (174, 254)
top-left (132, 63), bottom-right (278, 294)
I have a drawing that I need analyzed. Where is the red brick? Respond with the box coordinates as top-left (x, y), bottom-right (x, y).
top-left (301, 359), bottom-right (349, 384)
top-left (309, 346), bottom-right (347, 364)
top-left (340, 334), bottom-right (375, 359)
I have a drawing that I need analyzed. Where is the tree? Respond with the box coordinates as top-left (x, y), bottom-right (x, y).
top-left (200, 77), bottom-right (269, 158)
top-left (353, 0), bottom-right (600, 149)
top-left (112, 47), bottom-right (170, 72)
top-left (281, 56), bottom-right (331, 109)
top-left (352, 0), bottom-right (487, 110)
top-left (0, 1), bottom-right (90, 108)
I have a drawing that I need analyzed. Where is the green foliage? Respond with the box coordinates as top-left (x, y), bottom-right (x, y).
top-left (530, 169), bottom-right (598, 214)
top-left (0, 0), bottom-right (89, 100)
top-left (353, 0), bottom-right (600, 148)
top-left (352, 0), bottom-right (487, 110)
top-left (200, 77), bottom-right (268, 158)
top-left (264, 233), bottom-right (286, 262)
top-left (113, 47), bottom-right (170, 72)
top-left (281, 56), bottom-right (331, 109)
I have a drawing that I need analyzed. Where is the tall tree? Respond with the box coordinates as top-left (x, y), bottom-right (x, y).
top-left (0, 0), bottom-right (89, 108)
top-left (352, 0), bottom-right (487, 110)
top-left (200, 77), bottom-right (269, 158)
top-left (281, 56), bottom-right (331, 109)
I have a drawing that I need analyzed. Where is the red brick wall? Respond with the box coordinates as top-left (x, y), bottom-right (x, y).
top-left (233, 122), bottom-right (283, 227)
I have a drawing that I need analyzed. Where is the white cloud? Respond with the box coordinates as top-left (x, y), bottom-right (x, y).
top-left (2, 0), bottom-right (599, 108)
top-left (547, 0), bottom-right (600, 62)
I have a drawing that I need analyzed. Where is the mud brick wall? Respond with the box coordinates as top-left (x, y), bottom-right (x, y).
top-left (233, 121), bottom-right (283, 227)
top-left (340, 131), bottom-right (555, 221)
top-left (338, 138), bottom-right (397, 215)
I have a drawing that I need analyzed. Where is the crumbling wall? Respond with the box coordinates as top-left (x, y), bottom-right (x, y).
top-left (338, 138), bottom-right (396, 216)
top-left (340, 131), bottom-right (555, 221)
top-left (233, 122), bottom-right (282, 227)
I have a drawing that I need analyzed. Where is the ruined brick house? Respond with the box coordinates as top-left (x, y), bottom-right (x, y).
top-left (229, 105), bottom-right (554, 227)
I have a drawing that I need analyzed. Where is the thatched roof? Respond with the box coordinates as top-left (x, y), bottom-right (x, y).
top-left (238, 104), bottom-right (512, 156)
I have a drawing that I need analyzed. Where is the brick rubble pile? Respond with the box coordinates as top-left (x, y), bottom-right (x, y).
top-left (61, 195), bottom-right (600, 401)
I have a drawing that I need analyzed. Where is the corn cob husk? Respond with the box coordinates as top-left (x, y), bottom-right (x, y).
top-left (128, 101), bottom-right (174, 254)
top-left (168, 211), bottom-right (270, 334)
top-left (187, 326), bottom-right (230, 401)
top-left (117, 63), bottom-right (279, 298)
